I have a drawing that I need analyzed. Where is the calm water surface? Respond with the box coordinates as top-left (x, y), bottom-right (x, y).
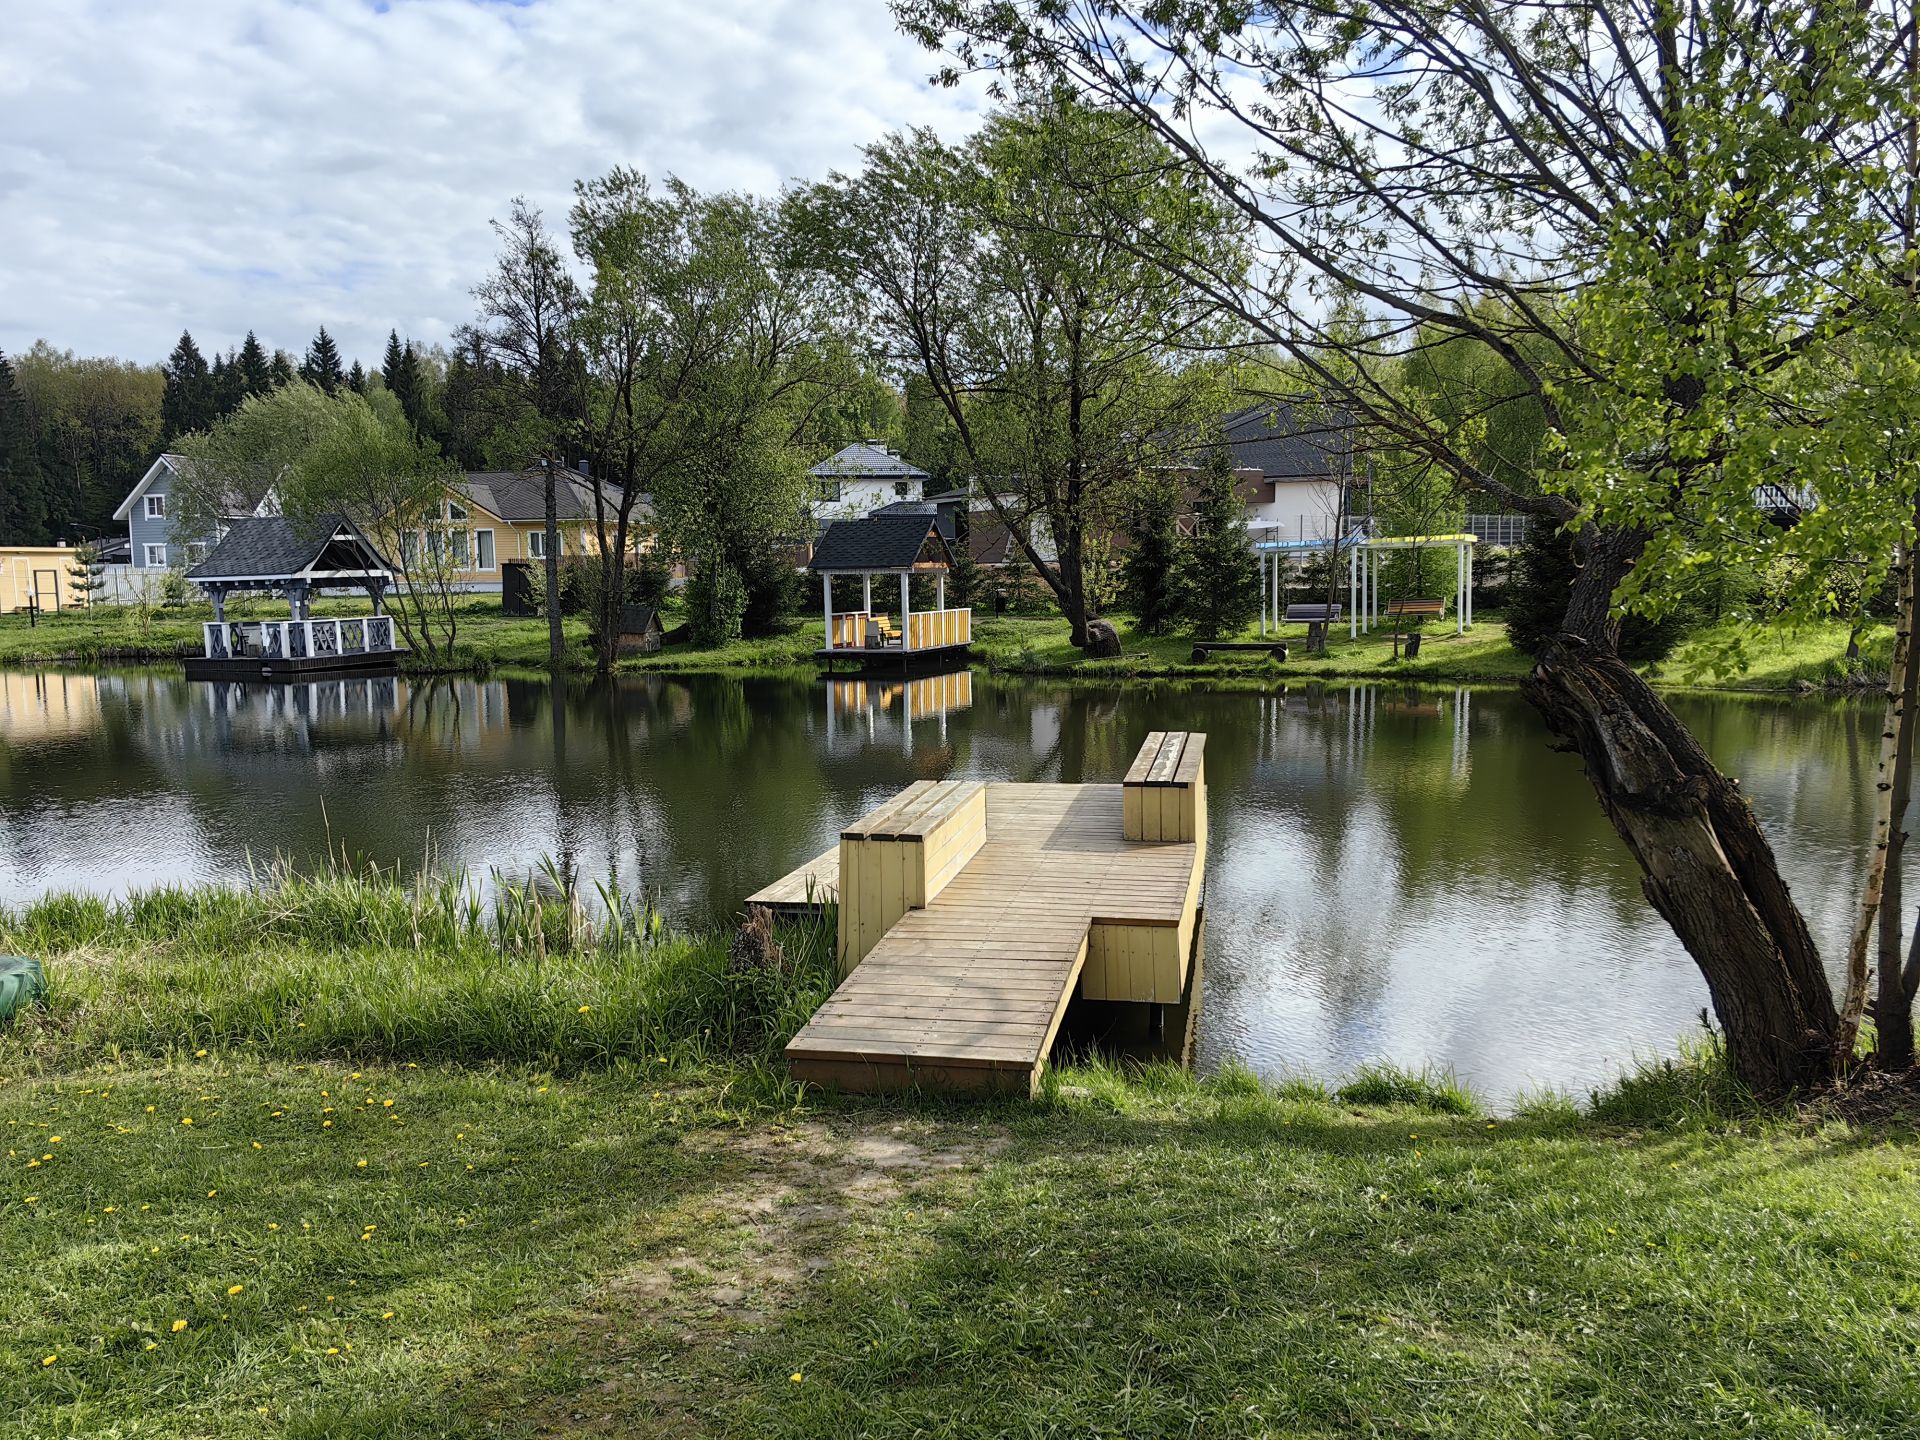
top-left (0, 666), bottom-right (1874, 1104)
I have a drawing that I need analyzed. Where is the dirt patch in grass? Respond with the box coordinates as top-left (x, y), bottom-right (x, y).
top-left (519, 1111), bottom-right (1008, 1438)
top-left (1801, 1067), bottom-right (1920, 1129)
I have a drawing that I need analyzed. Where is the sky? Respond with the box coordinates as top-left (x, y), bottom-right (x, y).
top-left (0, 0), bottom-right (988, 369)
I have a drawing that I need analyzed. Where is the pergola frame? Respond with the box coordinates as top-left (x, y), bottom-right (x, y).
top-left (1347, 532), bottom-right (1477, 637)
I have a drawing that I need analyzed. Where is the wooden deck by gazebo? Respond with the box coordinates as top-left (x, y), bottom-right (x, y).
top-left (750, 731), bottom-right (1207, 1095)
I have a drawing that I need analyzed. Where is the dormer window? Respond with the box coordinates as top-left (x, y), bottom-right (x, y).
top-left (446, 500), bottom-right (468, 522)
top-left (145, 494), bottom-right (166, 519)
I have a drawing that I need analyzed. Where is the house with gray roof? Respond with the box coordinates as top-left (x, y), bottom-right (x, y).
top-left (114, 453), bottom-right (275, 571)
top-left (808, 442), bottom-right (930, 525)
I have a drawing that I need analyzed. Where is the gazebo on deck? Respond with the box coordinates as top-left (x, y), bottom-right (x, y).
top-left (811, 513), bottom-right (972, 673)
top-left (184, 514), bottom-right (406, 681)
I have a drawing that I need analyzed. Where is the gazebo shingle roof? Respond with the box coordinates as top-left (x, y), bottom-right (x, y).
top-left (808, 514), bottom-right (949, 573)
top-left (187, 514), bottom-right (392, 583)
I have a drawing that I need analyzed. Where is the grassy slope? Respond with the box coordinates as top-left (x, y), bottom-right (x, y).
top-left (4, 881), bottom-right (1918, 1439)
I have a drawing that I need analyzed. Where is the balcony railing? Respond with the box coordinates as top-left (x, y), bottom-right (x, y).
top-left (822, 607), bottom-right (971, 653)
top-left (201, 616), bottom-right (403, 661)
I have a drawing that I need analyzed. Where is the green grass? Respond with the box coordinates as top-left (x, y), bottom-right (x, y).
top-left (3, 872), bottom-right (1918, 1437)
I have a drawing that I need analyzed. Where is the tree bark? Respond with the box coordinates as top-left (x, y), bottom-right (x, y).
top-left (1525, 639), bottom-right (1841, 1094)
top-left (1845, 536), bottom-right (1919, 1066)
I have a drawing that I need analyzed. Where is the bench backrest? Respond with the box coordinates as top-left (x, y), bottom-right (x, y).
top-left (1386, 597), bottom-right (1446, 617)
top-left (837, 779), bottom-right (987, 974)
top-left (1123, 730), bottom-right (1207, 843)
top-left (1283, 603), bottom-right (1344, 622)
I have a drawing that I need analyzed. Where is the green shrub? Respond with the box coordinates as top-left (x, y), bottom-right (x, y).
top-left (1334, 1062), bottom-right (1479, 1115)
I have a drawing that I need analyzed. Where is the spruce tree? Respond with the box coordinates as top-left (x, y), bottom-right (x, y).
top-left (300, 327), bottom-right (345, 393)
top-left (1177, 443), bottom-right (1261, 639)
top-left (235, 331), bottom-right (273, 398)
top-left (382, 329), bottom-right (405, 389)
top-left (382, 330), bottom-right (424, 429)
top-left (269, 350), bottom-right (297, 388)
top-left (348, 360), bottom-right (366, 394)
top-left (0, 349), bottom-right (48, 545)
top-left (1119, 472), bottom-right (1183, 633)
top-left (160, 330), bottom-right (214, 439)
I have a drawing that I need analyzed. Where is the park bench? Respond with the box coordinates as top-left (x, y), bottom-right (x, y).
top-left (1283, 602), bottom-right (1344, 624)
top-left (1190, 640), bottom-right (1289, 662)
top-left (1385, 598), bottom-right (1446, 620)
top-left (865, 614), bottom-right (902, 647)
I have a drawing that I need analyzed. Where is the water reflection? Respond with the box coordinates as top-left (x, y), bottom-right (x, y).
top-left (0, 666), bottom-right (1879, 1104)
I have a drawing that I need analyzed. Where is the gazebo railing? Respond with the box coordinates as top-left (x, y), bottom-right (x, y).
top-left (201, 616), bottom-right (403, 661)
top-left (906, 608), bottom-right (971, 650)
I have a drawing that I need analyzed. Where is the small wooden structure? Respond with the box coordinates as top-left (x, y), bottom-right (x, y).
top-left (185, 515), bottom-right (405, 681)
top-left (1349, 531), bottom-right (1477, 637)
top-left (757, 730), bottom-right (1207, 1095)
top-left (812, 513), bottom-right (972, 674)
top-left (605, 604), bottom-right (664, 656)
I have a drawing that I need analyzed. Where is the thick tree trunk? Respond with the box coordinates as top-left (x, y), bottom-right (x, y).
top-left (1525, 639), bottom-right (1841, 1094)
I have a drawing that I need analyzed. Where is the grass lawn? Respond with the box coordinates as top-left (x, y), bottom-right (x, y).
top-left (0, 592), bottom-right (1892, 693)
top-left (4, 875), bottom-right (1919, 1438)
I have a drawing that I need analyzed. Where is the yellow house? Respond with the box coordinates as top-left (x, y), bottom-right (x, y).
top-left (388, 470), bottom-right (655, 592)
top-left (0, 547), bottom-right (89, 613)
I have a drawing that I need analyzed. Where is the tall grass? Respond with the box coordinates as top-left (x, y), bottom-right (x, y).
top-left (0, 856), bottom-right (836, 1074)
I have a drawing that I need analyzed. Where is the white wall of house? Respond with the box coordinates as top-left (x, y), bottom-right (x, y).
top-left (1243, 479), bottom-right (1348, 543)
top-left (811, 476), bottom-right (925, 525)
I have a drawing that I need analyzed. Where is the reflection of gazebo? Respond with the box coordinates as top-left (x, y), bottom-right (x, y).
top-left (185, 514), bottom-right (406, 681)
top-left (810, 514), bottom-right (972, 673)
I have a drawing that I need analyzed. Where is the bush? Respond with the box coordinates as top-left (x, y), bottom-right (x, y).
top-left (1334, 1062), bottom-right (1479, 1115)
top-left (686, 560), bottom-right (747, 646)
top-left (160, 567), bottom-right (190, 607)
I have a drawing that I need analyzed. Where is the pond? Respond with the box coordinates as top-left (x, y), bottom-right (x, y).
top-left (0, 665), bottom-right (1875, 1104)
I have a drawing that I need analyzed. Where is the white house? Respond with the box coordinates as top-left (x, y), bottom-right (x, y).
top-left (1215, 402), bottom-right (1358, 544)
top-left (808, 442), bottom-right (929, 525)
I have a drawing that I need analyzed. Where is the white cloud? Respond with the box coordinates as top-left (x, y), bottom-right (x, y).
top-left (0, 0), bottom-right (986, 366)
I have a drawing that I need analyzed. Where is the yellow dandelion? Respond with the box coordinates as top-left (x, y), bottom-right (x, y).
top-left (381, 1310), bottom-right (394, 1319)
top-left (577, 1004), bottom-right (591, 1013)
top-left (351, 1072), bottom-right (361, 1080)
top-left (252, 1141), bottom-right (262, 1150)
top-left (170, 1319), bottom-right (188, 1333)
top-left (227, 1284), bottom-right (244, 1296)
top-left (356, 1159), bottom-right (368, 1169)
top-left (144, 1341), bottom-right (158, 1351)
top-left (268, 1222), bottom-right (279, 1231)
top-left (48, 1135), bottom-right (60, 1143)
top-left (23, 1195), bottom-right (36, 1204)
top-left (180, 1117), bottom-right (193, 1126)
top-left (103, 1205), bottom-right (114, 1213)
top-left (322, 1120), bottom-right (333, 1129)
top-left (207, 1189), bottom-right (217, 1197)
top-left (382, 1098), bottom-right (394, 1108)
top-left (195, 1049), bottom-right (208, 1058)
top-left (790, 1372), bottom-right (804, 1383)
top-left (41, 1354), bottom-right (55, 1367)
top-left (325, 1346), bottom-right (340, 1356)
top-left (145, 1105), bottom-right (155, 1113)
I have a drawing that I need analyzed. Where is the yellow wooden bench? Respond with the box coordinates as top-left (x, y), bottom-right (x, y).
top-left (1122, 730), bottom-right (1206, 842)
top-left (1385, 597), bottom-right (1446, 620)
top-left (836, 778), bottom-right (987, 974)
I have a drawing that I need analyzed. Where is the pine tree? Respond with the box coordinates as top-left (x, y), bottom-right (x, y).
top-left (300, 327), bottom-right (345, 393)
top-left (348, 360), bottom-right (367, 394)
top-left (1177, 444), bottom-right (1261, 639)
top-left (1119, 472), bottom-right (1183, 634)
top-left (269, 350), bottom-right (297, 388)
top-left (0, 349), bottom-right (49, 545)
top-left (382, 330), bottom-right (424, 429)
top-left (160, 330), bottom-right (215, 440)
top-left (235, 331), bottom-right (273, 398)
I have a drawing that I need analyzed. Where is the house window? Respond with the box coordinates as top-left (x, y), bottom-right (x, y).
top-left (447, 500), bottom-right (468, 522)
top-left (145, 494), bottom-right (166, 519)
top-left (475, 529), bottom-right (495, 571)
top-left (143, 542), bottom-right (167, 567)
top-left (402, 532), bottom-right (422, 568)
top-left (450, 529), bottom-right (471, 568)
top-left (813, 478), bottom-right (842, 503)
top-left (527, 531), bottom-right (546, 561)
top-left (894, 482), bottom-right (910, 498)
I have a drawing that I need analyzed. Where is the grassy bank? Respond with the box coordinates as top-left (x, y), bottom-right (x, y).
top-left (3, 594), bottom-right (1893, 693)
top-left (3, 873), bottom-right (1918, 1438)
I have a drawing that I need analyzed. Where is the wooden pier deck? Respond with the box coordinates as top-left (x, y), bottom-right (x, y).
top-left (766, 733), bottom-right (1206, 1096)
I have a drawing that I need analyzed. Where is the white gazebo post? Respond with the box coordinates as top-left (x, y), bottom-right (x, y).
top-left (1455, 543), bottom-right (1465, 634)
top-left (1465, 540), bottom-right (1475, 629)
top-left (823, 573), bottom-right (834, 652)
top-left (1348, 541), bottom-right (1359, 639)
top-left (900, 572), bottom-right (912, 653)
top-left (936, 571), bottom-right (945, 613)
top-left (1259, 551), bottom-right (1268, 637)
top-left (863, 574), bottom-right (872, 614)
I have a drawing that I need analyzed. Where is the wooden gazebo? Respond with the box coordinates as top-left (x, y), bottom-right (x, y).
top-left (810, 513), bottom-right (971, 673)
top-left (185, 514), bottom-right (406, 681)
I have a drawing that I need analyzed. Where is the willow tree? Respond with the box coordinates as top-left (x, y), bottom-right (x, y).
top-left (174, 383), bottom-right (467, 664)
top-left (899, 0), bottom-right (1916, 1091)
top-left (803, 92), bottom-right (1245, 648)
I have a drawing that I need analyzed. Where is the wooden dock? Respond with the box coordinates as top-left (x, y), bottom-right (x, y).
top-left (761, 732), bottom-right (1207, 1096)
